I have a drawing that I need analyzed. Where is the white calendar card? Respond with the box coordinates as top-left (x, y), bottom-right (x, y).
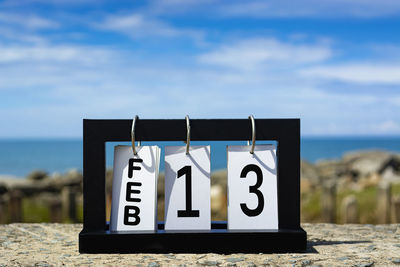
top-left (110, 145), bottom-right (160, 232)
top-left (164, 146), bottom-right (211, 232)
top-left (227, 144), bottom-right (278, 231)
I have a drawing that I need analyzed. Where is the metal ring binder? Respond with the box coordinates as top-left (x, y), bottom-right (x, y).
top-left (185, 115), bottom-right (191, 155)
top-left (131, 115), bottom-right (139, 155)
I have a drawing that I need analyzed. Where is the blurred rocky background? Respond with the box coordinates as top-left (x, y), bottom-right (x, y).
top-left (0, 149), bottom-right (399, 224)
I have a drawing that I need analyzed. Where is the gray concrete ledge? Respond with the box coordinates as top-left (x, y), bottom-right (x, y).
top-left (0, 223), bottom-right (400, 266)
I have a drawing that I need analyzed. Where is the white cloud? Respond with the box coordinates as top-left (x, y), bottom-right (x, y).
top-left (218, 0), bottom-right (400, 18)
top-left (97, 13), bottom-right (203, 41)
top-left (0, 0), bottom-right (97, 7)
top-left (0, 19), bottom-right (399, 137)
top-left (0, 45), bottom-right (115, 64)
top-left (6, 0), bottom-right (400, 18)
top-left (1, 37), bottom-right (398, 137)
top-left (197, 38), bottom-right (332, 70)
top-left (0, 12), bottom-right (59, 29)
top-left (300, 64), bottom-right (400, 84)
top-left (374, 120), bottom-right (400, 133)
top-left (0, 26), bottom-right (47, 44)
top-left (388, 96), bottom-right (400, 106)
top-left (0, 12), bottom-right (60, 45)
top-left (147, 0), bottom-right (400, 18)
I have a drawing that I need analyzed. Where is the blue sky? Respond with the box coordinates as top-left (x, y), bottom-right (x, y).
top-left (0, 0), bottom-right (400, 137)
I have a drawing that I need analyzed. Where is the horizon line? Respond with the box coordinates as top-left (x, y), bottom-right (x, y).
top-left (1, 135), bottom-right (400, 141)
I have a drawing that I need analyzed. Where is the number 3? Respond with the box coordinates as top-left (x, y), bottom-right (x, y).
top-left (240, 164), bottom-right (264, 217)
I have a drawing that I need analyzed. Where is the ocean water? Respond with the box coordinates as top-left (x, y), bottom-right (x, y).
top-left (0, 137), bottom-right (399, 177)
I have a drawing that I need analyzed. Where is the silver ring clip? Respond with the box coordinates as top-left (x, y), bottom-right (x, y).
top-left (248, 115), bottom-right (256, 154)
top-left (131, 115), bottom-right (139, 155)
top-left (185, 115), bottom-right (190, 155)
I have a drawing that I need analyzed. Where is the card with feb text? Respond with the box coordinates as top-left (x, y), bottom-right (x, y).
top-left (110, 145), bottom-right (160, 232)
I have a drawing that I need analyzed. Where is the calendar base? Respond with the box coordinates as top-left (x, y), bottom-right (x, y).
top-left (79, 222), bottom-right (307, 253)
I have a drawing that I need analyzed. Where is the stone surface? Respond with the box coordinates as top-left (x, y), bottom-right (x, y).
top-left (0, 223), bottom-right (399, 266)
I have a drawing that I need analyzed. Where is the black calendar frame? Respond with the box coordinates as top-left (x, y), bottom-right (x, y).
top-left (79, 119), bottom-right (307, 253)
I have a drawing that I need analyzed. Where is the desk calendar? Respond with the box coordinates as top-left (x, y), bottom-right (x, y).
top-left (79, 117), bottom-right (307, 253)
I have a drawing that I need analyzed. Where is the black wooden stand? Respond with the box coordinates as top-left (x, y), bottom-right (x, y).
top-left (79, 119), bottom-right (307, 253)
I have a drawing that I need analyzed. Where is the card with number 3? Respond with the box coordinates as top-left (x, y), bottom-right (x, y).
top-left (227, 144), bottom-right (278, 231)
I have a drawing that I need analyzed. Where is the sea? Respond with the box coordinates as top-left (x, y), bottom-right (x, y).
top-left (0, 137), bottom-right (399, 177)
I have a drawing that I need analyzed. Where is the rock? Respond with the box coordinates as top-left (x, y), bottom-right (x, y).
top-left (199, 260), bottom-right (220, 266)
top-left (263, 259), bottom-right (272, 265)
top-left (0, 169), bottom-right (83, 198)
top-left (301, 178), bottom-right (313, 195)
top-left (65, 169), bottom-right (80, 178)
top-left (211, 184), bottom-right (225, 212)
top-left (211, 170), bottom-right (227, 188)
top-left (379, 155), bottom-right (400, 174)
top-left (392, 258), bottom-right (400, 264)
top-left (27, 170), bottom-right (48, 181)
top-left (164, 254), bottom-right (176, 259)
top-left (3, 223), bottom-right (400, 266)
top-left (148, 262), bottom-right (160, 267)
top-left (321, 179), bottom-right (336, 223)
top-left (354, 262), bottom-right (374, 267)
top-left (381, 167), bottom-right (400, 183)
top-left (210, 171), bottom-right (227, 220)
top-left (396, 227), bottom-right (400, 235)
top-left (310, 150), bottom-right (400, 193)
top-left (341, 195), bottom-right (359, 223)
top-left (225, 257), bottom-right (244, 263)
top-left (315, 160), bottom-right (347, 179)
top-left (344, 150), bottom-right (390, 178)
top-left (106, 169), bottom-right (114, 194)
top-left (0, 184), bottom-right (7, 195)
top-left (343, 150), bottom-right (388, 164)
top-left (301, 160), bottom-right (320, 186)
top-left (377, 180), bottom-right (392, 224)
top-left (34, 262), bottom-right (51, 267)
top-left (359, 172), bottom-right (381, 188)
top-left (364, 245), bottom-right (376, 252)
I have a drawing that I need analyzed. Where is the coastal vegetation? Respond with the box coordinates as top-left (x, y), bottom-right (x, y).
top-left (0, 150), bottom-right (399, 224)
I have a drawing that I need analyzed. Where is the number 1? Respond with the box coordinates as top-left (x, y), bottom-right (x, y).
top-left (177, 166), bottom-right (200, 217)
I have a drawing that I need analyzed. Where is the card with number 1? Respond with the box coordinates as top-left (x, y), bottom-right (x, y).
top-left (164, 146), bottom-right (211, 231)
